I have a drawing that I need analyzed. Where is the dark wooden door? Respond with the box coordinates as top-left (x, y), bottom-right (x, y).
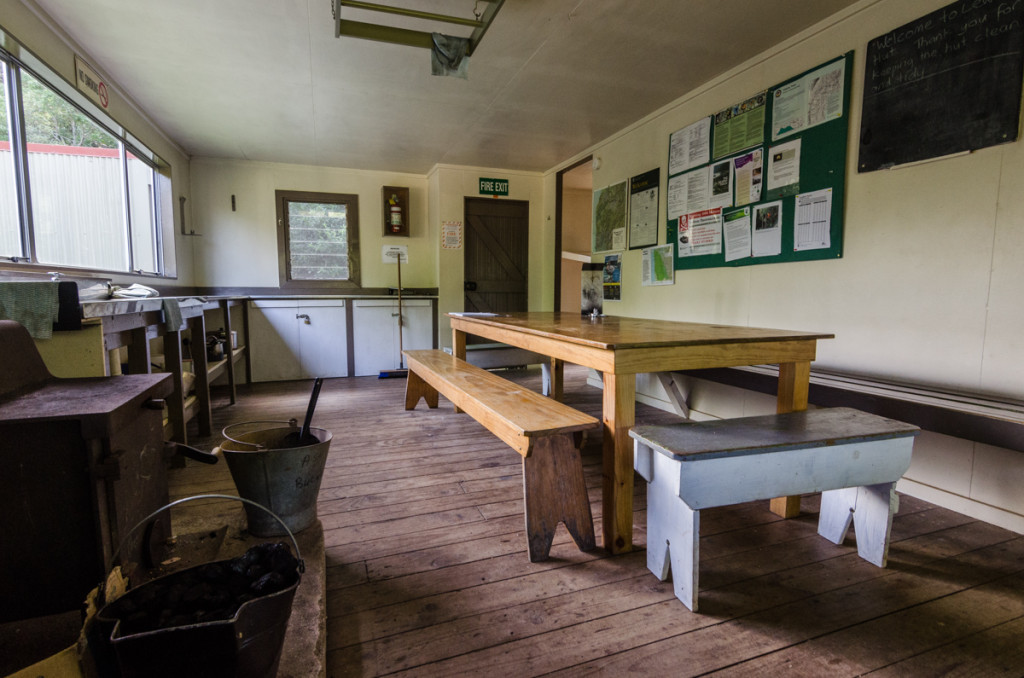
top-left (464, 198), bottom-right (529, 313)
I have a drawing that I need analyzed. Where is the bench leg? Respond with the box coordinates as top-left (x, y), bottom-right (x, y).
top-left (645, 451), bottom-right (700, 612)
top-left (522, 434), bottom-right (595, 562)
top-left (818, 482), bottom-right (898, 567)
top-left (404, 369), bottom-right (439, 410)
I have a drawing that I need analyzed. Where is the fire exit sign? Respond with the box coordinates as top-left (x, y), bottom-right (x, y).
top-left (478, 177), bottom-right (509, 196)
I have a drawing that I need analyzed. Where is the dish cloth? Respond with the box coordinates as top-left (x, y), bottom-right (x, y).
top-left (431, 33), bottom-right (469, 78)
top-left (0, 282), bottom-right (60, 339)
top-left (162, 299), bottom-right (184, 332)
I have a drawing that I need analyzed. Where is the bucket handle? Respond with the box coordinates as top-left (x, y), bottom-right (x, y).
top-left (220, 420), bottom-right (303, 450)
top-left (114, 494), bottom-right (305, 574)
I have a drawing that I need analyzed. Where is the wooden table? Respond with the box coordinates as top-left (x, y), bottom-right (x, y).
top-left (449, 312), bottom-right (834, 554)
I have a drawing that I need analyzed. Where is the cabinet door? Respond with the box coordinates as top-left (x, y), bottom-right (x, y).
top-left (249, 301), bottom-right (301, 382)
top-left (351, 300), bottom-right (401, 376)
top-left (298, 300), bottom-right (349, 378)
top-left (352, 299), bottom-right (434, 376)
top-left (400, 299), bottom-right (434, 352)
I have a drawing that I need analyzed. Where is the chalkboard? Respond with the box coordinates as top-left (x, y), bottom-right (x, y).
top-left (859, 0), bottom-right (1024, 171)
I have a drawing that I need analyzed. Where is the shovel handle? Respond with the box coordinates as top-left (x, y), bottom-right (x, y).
top-left (299, 377), bottom-right (324, 438)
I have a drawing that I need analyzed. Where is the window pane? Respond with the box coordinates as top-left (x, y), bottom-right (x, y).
top-left (21, 71), bottom-right (128, 270)
top-left (127, 150), bottom-right (159, 273)
top-left (0, 62), bottom-right (22, 258)
top-left (288, 201), bottom-right (349, 280)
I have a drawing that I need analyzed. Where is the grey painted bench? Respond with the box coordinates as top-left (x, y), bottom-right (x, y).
top-left (404, 349), bottom-right (600, 562)
top-left (630, 407), bottom-right (919, 611)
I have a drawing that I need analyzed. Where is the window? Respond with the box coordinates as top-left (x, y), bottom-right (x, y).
top-left (1, 62), bottom-right (22, 258)
top-left (276, 190), bottom-right (360, 289)
top-left (0, 40), bottom-right (166, 275)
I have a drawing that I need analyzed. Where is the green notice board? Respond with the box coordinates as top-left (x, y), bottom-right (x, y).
top-left (667, 52), bottom-right (852, 270)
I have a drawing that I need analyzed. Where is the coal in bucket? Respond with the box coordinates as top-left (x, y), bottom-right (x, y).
top-left (92, 495), bottom-right (305, 678)
top-left (218, 421), bottom-right (330, 537)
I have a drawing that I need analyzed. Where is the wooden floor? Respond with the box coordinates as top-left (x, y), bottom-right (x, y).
top-left (172, 365), bottom-right (1024, 677)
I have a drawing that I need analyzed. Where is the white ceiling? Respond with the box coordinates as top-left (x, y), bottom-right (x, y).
top-left (29, 0), bottom-right (861, 175)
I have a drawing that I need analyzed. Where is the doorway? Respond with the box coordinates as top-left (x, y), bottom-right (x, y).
top-left (555, 158), bottom-right (594, 312)
top-left (463, 197), bottom-right (530, 314)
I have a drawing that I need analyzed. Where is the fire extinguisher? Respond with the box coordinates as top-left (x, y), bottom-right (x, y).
top-left (389, 194), bottom-right (403, 233)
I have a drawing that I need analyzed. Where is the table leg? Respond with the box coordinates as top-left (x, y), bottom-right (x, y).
top-left (451, 328), bottom-right (466, 414)
top-left (602, 372), bottom-right (636, 554)
top-left (770, 360), bottom-right (812, 518)
top-left (550, 358), bottom-right (564, 401)
top-left (451, 328), bottom-right (467, 360)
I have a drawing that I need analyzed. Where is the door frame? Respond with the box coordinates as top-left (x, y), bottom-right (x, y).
top-left (554, 156), bottom-right (593, 312)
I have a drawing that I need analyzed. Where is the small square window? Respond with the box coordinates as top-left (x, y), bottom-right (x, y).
top-left (276, 190), bottom-right (360, 289)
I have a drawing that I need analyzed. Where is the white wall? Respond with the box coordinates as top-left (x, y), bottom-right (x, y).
top-left (189, 157), bottom-right (433, 291)
top-left (428, 165), bottom-right (546, 347)
top-left (543, 0), bottom-right (1024, 532)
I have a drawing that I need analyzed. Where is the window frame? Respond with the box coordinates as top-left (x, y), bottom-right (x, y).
top-left (275, 189), bottom-right (361, 290)
top-left (0, 39), bottom-right (167, 277)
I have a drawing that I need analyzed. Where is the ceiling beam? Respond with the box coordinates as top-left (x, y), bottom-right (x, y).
top-left (332, 0), bottom-right (504, 56)
top-left (338, 1), bottom-right (484, 28)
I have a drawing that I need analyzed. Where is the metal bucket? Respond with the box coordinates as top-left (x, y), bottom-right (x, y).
top-left (94, 495), bottom-right (305, 678)
top-left (218, 421), bottom-right (331, 537)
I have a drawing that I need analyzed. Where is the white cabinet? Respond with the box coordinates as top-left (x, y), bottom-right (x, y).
top-left (351, 299), bottom-right (433, 376)
top-left (249, 299), bottom-right (349, 381)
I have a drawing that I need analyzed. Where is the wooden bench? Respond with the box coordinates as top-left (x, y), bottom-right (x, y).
top-left (403, 349), bottom-right (601, 562)
top-left (630, 407), bottom-right (919, 612)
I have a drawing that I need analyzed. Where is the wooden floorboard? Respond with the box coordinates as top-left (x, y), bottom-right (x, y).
top-left (168, 365), bottom-right (1024, 677)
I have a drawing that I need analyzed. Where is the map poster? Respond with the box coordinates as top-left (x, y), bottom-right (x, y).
top-left (592, 181), bottom-right (627, 253)
top-left (642, 244), bottom-right (674, 286)
top-left (771, 58), bottom-right (845, 141)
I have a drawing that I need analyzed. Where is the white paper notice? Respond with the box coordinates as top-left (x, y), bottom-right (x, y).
top-left (669, 117), bottom-right (711, 176)
top-left (667, 168), bottom-right (710, 220)
top-left (709, 158), bottom-right (734, 210)
top-left (767, 139), bottom-right (801, 193)
top-left (382, 244), bottom-right (409, 263)
top-left (441, 221), bottom-right (462, 249)
top-left (723, 207), bottom-right (752, 262)
top-left (677, 208), bottom-right (722, 257)
top-left (733, 149), bottom-right (763, 206)
top-left (752, 202), bottom-right (782, 257)
top-left (794, 188), bottom-right (832, 251)
top-left (611, 228), bottom-right (626, 251)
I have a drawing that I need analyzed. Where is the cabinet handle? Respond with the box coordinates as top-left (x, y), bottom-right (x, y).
top-left (297, 313), bottom-right (311, 324)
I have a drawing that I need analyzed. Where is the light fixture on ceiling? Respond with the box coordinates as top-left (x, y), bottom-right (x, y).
top-left (331, 0), bottom-right (505, 56)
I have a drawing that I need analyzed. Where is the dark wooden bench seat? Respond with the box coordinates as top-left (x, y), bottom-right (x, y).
top-left (403, 349), bottom-right (600, 561)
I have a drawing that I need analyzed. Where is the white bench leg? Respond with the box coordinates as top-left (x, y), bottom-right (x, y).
top-left (818, 482), bottom-right (898, 567)
top-left (643, 448), bottom-right (700, 612)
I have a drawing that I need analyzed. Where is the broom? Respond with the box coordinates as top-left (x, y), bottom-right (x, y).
top-left (379, 249), bottom-right (408, 378)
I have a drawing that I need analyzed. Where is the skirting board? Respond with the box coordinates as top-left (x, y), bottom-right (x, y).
top-left (897, 478), bottom-right (1024, 536)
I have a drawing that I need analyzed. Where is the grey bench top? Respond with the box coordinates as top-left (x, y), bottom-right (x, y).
top-left (630, 407), bottom-right (920, 461)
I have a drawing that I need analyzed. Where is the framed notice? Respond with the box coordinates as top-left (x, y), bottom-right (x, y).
top-left (628, 169), bottom-right (660, 250)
